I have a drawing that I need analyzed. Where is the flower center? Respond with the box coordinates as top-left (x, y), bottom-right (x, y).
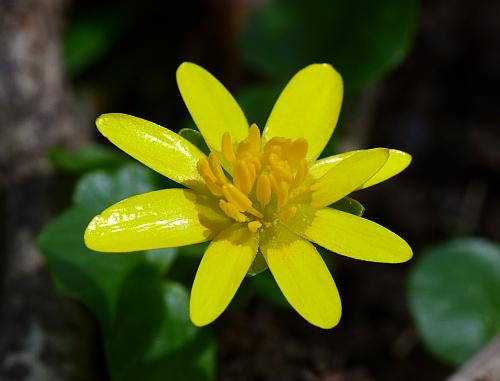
top-left (196, 124), bottom-right (310, 232)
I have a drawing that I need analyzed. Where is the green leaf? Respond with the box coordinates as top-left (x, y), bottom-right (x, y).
top-left (252, 271), bottom-right (291, 309)
top-left (49, 144), bottom-right (129, 174)
top-left (240, 0), bottom-right (418, 94)
top-left (408, 238), bottom-right (500, 366)
top-left (73, 164), bottom-right (157, 213)
top-left (63, 11), bottom-right (129, 75)
top-left (107, 273), bottom-right (215, 381)
top-left (247, 250), bottom-right (268, 277)
top-left (236, 84), bottom-right (281, 128)
top-left (330, 197), bottom-right (365, 216)
top-left (178, 128), bottom-right (210, 155)
top-left (38, 165), bottom-right (216, 380)
top-left (145, 249), bottom-right (178, 274)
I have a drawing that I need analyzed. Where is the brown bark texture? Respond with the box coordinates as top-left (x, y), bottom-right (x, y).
top-left (0, 0), bottom-right (91, 380)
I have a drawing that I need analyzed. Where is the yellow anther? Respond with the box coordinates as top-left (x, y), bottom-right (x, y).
top-left (277, 181), bottom-right (290, 208)
top-left (222, 183), bottom-right (252, 211)
top-left (256, 173), bottom-right (272, 207)
top-left (247, 205), bottom-right (265, 219)
top-left (234, 160), bottom-right (252, 194)
top-left (250, 157), bottom-right (262, 173)
top-left (208, 153), bottom-right (227, 184)
top-left (287, 138), bottom-right (308, 166)
top-left (246, 160), bottom-right (257, 183)
top-left (236, 140), bottom-right (251, 157)
top-left (292, 158), bottom-right (309, 187)
top-left (266, 137), bottom-right (290, 149)
top-left (201, 128), bottom-right (312, 225)
top-left (222, 183), bottom-right (264, 218)
top-left (279, 207), bottom-right (297, 223)
top-left (269, 172), bottom-right (281, 195)
top-left (197, 158), bottom-right (222, 193)
top-left (221, 132), bottom-right (236, 163)
top-left (269, 145), bottom-right (283, 157)
top-left (273, 162), bottom-right (293, 183)
top-left (205, 177), bottom-right (223, 197)
top-left (268, 152), bottom-right (280, 167)
top-left (219, 200), bottom-right (247, 222)
top-left (248, 124), bottom-right (261, 155)
top-left (247, 220), bottom-right (262, 233)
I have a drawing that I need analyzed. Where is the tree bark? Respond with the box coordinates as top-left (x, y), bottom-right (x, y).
top-left (447, 335), bottom-right (500, 381)
top-left (0, 0), bottom-right (93, 380)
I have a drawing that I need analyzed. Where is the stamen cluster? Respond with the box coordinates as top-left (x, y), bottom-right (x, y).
top-left (197, 125), bottom-right (310, 232)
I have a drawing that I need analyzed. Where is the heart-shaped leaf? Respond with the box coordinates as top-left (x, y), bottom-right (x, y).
top-left (408, 238), bottom-right (500, 365)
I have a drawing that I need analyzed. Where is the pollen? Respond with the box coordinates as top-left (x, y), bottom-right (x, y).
top-left (197, 125), bottom-right (310, 232)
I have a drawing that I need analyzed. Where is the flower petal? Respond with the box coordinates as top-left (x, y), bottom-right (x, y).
top-left (260, 224), bottom-right (341, 329)
top-left (310, 148), bottom-right (389, 207)
top-left (176, 62), bottom-right (248, 152)
top-left (310, 149), bottom-right (412, 189)
top-left (190, 224), bottom-right (258, 326)
top-left (84, 189), bottom-right (231, 252)
top-left (262, 64), bottom-right (343, 160)
top-left (96, 113), bottom-right (206, 190)
top-left (285, 205), bottom-right (412, 263)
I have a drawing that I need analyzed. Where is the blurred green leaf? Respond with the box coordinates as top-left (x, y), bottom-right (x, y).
top-left (73, 164), bottom-right (157, 213)
top-left (177, 242), bottom-right (209, 258)
top-left (236, 84), bottom-right (282, 127)
top-left (330, 197), bottom-right (365, 216)
top-left (49, 144), bottom-right (130, 174)
top-left (408, 238), bottom-right (500, 366)
top-left (252, 271), bottom-right (290, 309)
top-left (178, 128), bottom-right (210, 155)
top-left (240, 0), bottom-right (418, 94)
top-left (64, 12), bottom-right (129, 75)
top-left (38, 164), bottom-right (216, 381)
top-left (145, 249), bottom-right (178, 274)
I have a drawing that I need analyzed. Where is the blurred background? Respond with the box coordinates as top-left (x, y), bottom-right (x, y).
top-left (1, 0), bottom-right (500, 380)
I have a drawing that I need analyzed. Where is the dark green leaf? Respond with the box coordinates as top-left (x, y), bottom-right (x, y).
top-left (247, 250), bottom-right (268, 277)
top-left (236, 84), bottom-right (281, 128)
top-left (252, 271), bottom-right (291, 309)
top-left (38, 165), bottom-right (216, 380)
top-left (330, 197), bottom-right (365, 216)
top-left (49, 144), bottom-right (129, 174)
top-left (240, 0), bottom-right (418, 94)
top-left (145, 249), bottom-right (178, 274)
top-left (408, 238), bottom-right (500, 366)
top-left (64, 12), bottom-right (129, 75)
top-left (178, 128), bottom-right (210, 155)
top-left (73, 164), bottom-right (157, 213)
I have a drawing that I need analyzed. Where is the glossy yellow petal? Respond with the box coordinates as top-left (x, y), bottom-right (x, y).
top-left (176, 62), bottom-right (248, 153)
top-left (310, 149), bottom-right (412, 189)
top-left (260, 225), bottom-right (341, 329)
top-left (190, 224), bottom-right (258, 326)
top-left (310, 148), bottom-right (389, 207)
top-left (262, 64), bottom-right (343, 160)
top-left (96, 113), bottom-right (206, 190)
top-left (286, 205), bottom-right (412, 263)
top-left (85, 189), bottom-right (231, 252)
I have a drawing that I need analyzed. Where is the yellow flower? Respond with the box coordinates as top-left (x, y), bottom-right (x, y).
top-left (84, 62), bottom-right (412, 329)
